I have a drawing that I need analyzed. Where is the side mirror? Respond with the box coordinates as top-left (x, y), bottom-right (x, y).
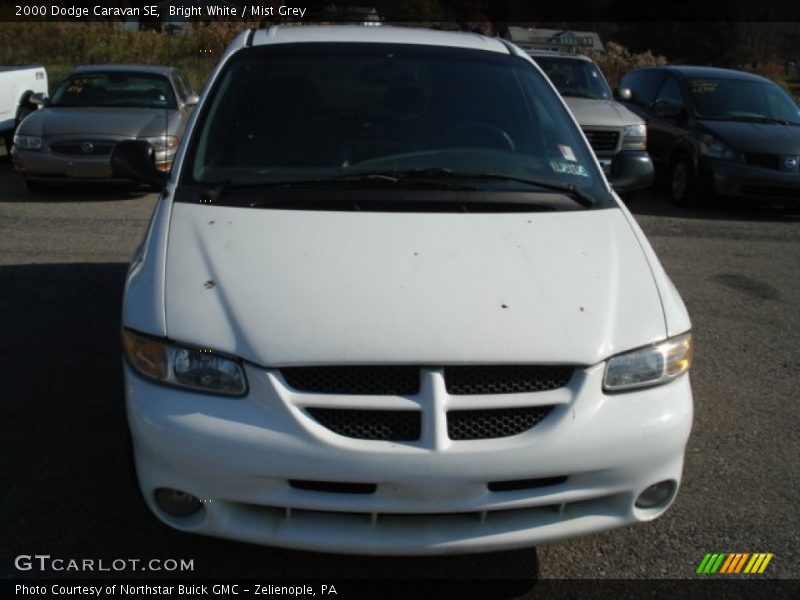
top-left (111, 140), bottom-right (167, 187)
top-left (29, 92), bottom-right (48, 107)
top-left (609, 152), bottom-right (654, 193)
top-left (185, 94), bottom-right (200, 107)
top-left (615, 87), bottom-right (633, 101)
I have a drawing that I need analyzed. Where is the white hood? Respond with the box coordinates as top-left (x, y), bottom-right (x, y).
top-left (163, 204), bottom-right (666, 366)
top-left (562, 97), bottom-right (643, 129)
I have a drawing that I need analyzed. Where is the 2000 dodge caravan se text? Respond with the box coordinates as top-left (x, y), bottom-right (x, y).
top-left (115, 26), bottom-right (693, 555)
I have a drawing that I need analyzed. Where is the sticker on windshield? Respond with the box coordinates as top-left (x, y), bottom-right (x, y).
top-left (558, 144), bottom-right (577, 162)
top-left (550, 161), bottom-right (589, 177)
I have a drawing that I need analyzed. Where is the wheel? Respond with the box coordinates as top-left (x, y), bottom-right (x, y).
top-left (436, 123), bottom-right (516, 152)
top-left (670, 155), bottom-right (698, 206)
top-left (16, 103), bottom-right (33, 123)
top-left (25, 179), bottom-right (46, 192)
top-left (3, 104), bottom-right (35, 153)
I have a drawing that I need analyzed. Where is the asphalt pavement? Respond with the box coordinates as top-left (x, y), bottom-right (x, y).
top-left (1, 147), bottom-right (798, 588)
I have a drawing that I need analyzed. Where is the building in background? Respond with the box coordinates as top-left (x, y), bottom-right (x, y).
top-left (506, 26), bottom-right (605, 54)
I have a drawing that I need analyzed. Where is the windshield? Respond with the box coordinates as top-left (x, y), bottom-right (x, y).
top-left (690, 78), bottom-right (800, 123)
top-left (184, 43), bottom-right (608, 202)
top-left (49, 72), bottom-right (177, 109)
top-left (533, 57), bottom-right (612, 100)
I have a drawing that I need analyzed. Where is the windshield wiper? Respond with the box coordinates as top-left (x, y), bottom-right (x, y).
top-left (208, 173), bottom-right (477, 199)
top-left (385, 168), bottom-right (596, 207)
top-left (201, 169), bottom-right (596, 208)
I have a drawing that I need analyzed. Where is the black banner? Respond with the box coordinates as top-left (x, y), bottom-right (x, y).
top-left (4, 579), bottom-right (800, 600)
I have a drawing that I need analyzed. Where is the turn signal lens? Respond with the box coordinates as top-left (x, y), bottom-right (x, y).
top-left (122, 329), bottom-right (167, 380)
top-left (122, 329), bottom-right (246, 396)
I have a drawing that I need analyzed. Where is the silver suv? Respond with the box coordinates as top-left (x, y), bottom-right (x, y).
top-left (530, 51), bottom-right (653, 192)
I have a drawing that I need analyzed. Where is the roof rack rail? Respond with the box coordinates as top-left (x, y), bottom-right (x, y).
top-left (256, 16), bottom-right (487, 32)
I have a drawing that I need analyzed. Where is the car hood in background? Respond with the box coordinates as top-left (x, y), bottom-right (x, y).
top-left (18, 107), bottom-right (180, 139)
top-left (699, 119), bottom-right (800, 155)
top-left (562, 97), bottom-right (643, 129)
top-left (163, 204), bottom-right (667, 367)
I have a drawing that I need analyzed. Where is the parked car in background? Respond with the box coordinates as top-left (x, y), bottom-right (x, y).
top-left (0, 64), bottom-right (48, 151)
top-left (529, 51), bottom-right (653, 192)
top-left (619, 65), bottom-right (800, 204)
top-left (114, 25), bottom-right (691, 556)
top-left (11, 65), bottom-right (198, 190)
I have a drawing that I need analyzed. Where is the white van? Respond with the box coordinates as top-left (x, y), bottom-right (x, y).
top-left (114, 26), bottom-right (692, 555)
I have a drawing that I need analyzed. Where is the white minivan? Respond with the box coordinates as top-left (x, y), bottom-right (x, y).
top-left (115, 25), bottom-right (693, 555)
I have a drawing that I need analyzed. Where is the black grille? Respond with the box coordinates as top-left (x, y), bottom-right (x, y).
top-left (289, 480), bottom-right (377, 494)
top-left (447, 406), bottom-right (553, 440)
top-left (488, 476), bottom-right (567, 492)
top-left (444, 366), bottom-right (573, 395)
top-left (583, 130), bottom-right (619, 153)
top-left (744, 153), bottom-right (779, 170)
top-left (281, 366), bottom-right (419, 395)
top-left (305, 408), bottom-right (421, 441)
top-left (50, 141), bottom-right (116, 156)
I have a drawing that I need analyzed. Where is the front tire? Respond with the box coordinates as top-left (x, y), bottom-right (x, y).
top-left (16, 103), bottom-right (33, 124)
top-left (670, 155), bottom-right (699, 206)
top-left (4, 102), bottom-right (36, 152)
top-left (25, 179), bottom-right (46, 192)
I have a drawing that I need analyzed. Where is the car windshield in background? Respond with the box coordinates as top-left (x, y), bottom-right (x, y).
top-left (534, 57), bottom-right (612, 100)
top-left (49, 72), bottom-right (176, 109)
top-left (186, 43), bottom-right (608, 202)
top-left (690, 78), bottom-right (800, 123)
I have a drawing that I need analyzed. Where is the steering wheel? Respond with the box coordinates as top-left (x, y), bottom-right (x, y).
top-left (436, 123), bottom-right (516, 152)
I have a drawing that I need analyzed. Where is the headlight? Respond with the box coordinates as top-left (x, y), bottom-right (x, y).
top-left (621, 124), bottom-right (647, 150)
top-left (700, 137), bottom-right (742, 162)
top-left (122, 329), bottom-right (247, 396)
top-left (140, 135), bottom-right (178, 152)
top-left (603, 332), bottom-right (692, 392)
top-left (13, 135), bottom-right (43, 150)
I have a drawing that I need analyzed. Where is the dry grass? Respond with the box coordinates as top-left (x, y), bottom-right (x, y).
top-left (0, 22), bottom-right (249, 92)
top-left (587, 42), bottom-right (667, 89)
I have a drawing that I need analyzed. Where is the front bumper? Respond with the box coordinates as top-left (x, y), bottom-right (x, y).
top-left (12, 147), bottom-right (115, 180)
top-left (11, 145), bottom-right (174, 182)
top-left (606, 150), bottom-right (654, 193)
top-left (705, 158), bottom-right (800, 199)
top-left (125, 363), bottom-right (693, 555)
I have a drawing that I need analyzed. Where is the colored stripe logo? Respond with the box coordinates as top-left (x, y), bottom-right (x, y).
top-left (696, 552), bottom-right (773, 574)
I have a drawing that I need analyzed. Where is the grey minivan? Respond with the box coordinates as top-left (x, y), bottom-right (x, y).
top-left (11, 64), bottom-right (197, 190)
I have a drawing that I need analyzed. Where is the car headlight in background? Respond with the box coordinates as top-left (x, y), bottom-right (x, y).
top-left (122, 329), bottom-right (247, 396)
top-left (621, 124), bottom-right (647, 150)
top-left (700, 136), bottom-right (743, 162)
top-left (138, 136), bottom-right (178, 172)
top-left (13, 135), bottom-right (43, 150)
top-left (140, 135), bottom-right (178, 152)
top-left (603, 332), bottom-right (692, 392)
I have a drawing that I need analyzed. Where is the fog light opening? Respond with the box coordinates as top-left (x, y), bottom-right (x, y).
top-left (635, 480), bottom-right (676, 510)
top-left (154, 488), bottom-right (203, 517)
